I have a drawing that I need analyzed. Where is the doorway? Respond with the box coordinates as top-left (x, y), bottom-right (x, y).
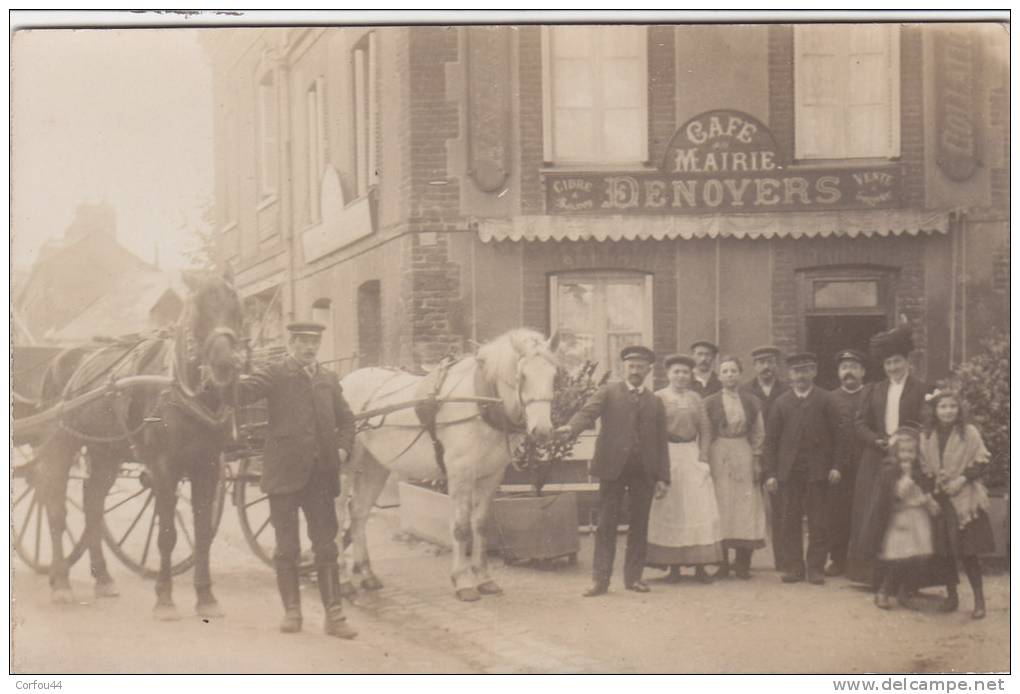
top-left (805, 315), bottom-right (888, 389)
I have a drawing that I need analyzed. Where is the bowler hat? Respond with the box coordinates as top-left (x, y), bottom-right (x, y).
top-left (835, 348), bottom-right (867, 366)
top-left (286, 322), bottom-right (326, 336)
top-left (786, 352), bottom-right (818, 368)
top-left (690, 340), bottom-right (719, 354)
top-left (664, 353), bottom-right (696, 370)
top-left (750, 345), bottom-right (781, 361)
top-left (620, 345), bottom-right (655, 363)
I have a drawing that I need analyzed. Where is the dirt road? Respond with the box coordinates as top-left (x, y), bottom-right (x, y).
top-left (11, 507), bottom-right (1009, 674)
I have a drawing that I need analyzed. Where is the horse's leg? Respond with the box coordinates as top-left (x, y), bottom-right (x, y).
top-left (448, 474), bottom-right (480, 602)
top-left (334, 463), bottom-right (355, 596)
top-left (347, 453), bottom-right (391, 593)
top-left (470, 468), bottom-right (506, 596)
top-left (191, 453), bottom-right (223, 618)
top-left (38, 434), bottom-right (77, 604)
top-left (152, 459), bottom-right (181, 621)
top-left (84, 450), bottom-right (120, 598)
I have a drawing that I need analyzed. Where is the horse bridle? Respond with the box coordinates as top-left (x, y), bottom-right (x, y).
top-left (509, 350), bottom-right (558, 423)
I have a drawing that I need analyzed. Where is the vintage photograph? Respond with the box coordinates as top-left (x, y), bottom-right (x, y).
top-left (10, 11), bottom-right (1010, 676)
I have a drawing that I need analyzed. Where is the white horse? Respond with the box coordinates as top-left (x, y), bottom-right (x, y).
top-left (338, 329), bottom-right (559, 601)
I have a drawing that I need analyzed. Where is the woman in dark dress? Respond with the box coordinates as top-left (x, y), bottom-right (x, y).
top-left (919, 385), bottom-right (997, 619)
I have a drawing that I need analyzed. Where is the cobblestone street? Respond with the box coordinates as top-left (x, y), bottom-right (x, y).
top-left (11, 504), bottom-right (1010, 674)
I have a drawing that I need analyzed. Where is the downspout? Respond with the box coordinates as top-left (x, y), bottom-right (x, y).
top-left (948, 210), bottom-right (958, 368)
top-left (959, 210), bottom-right (968, 363)
top-left (714, 237), bottom-right (721, 346)
top-left (278, 47), bottom-right (297, 324)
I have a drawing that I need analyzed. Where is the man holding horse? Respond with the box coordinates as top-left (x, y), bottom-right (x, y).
top-left (556, 345), bottom-right (670, 597)
top-left (239, 322), bottom-right (358, 639)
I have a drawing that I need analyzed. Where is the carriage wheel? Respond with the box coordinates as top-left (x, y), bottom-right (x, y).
top-left (234, 456), bottom-right (314, 573)
top-left (11, 448), bottom-right (89, 574)
top-left (101, 462), bottom-right (226, 578)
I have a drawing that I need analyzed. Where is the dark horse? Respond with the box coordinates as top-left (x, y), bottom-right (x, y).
top-left (34, 269), bottom-right (243, 619)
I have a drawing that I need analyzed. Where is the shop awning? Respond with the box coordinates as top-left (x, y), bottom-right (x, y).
top-left (476, 209), bottom-right (950, 243)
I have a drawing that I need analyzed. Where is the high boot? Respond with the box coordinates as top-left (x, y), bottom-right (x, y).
top-left (276, 567), bottom-right (302, 633)
top-left (963, 557), bottom-right (986, 619)
top-left (318, 564), bottom-right (358, 640)
top-left (734, 549), bottom-right (752, 580)
top-left (940, 582), bottom-right (960, 613)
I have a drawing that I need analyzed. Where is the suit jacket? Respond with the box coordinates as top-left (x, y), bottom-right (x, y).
top-left (764, 386), bottom-right (843, 482)
top-left (742, 378), bottom-right (788, 430)
top-left (691, 371), bottom-right (722, 398)
top-left (854, 375), bottom-right (928, 451)
top-left (239, 356), bottom-right (356, 496)
top-left (566, 381), bottom-right (670, 484)
top-left (829, 386), bottom-right (867, 472)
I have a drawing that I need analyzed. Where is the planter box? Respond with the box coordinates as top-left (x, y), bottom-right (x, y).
top-left (984, 492), bottom-right (1010, 559)
top-left (397, 482), bottom-right (580, 561)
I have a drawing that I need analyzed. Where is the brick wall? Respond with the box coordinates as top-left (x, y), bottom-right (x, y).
top-left (518, 26), bottom-right (544, 215)
top-left (647, 26), bottom-right (677, 166)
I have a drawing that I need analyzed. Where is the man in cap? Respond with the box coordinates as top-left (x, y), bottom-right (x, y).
top-left (690, 340), bottom-right (722, 397)
top-left (824, 348), bottom-right (868, 577)
top-left (239, 322), bottom-right (358, 639)
top-left (764, 352), bottom-right (844, 585)
top-left (556, 345), bottom-right (670, 597)
top-left (742, 345), bottom-right (790, 572)
top-left (846, 326), bottom-right (930, 587)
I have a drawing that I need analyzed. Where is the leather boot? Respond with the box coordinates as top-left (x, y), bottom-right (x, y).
top-left (276, 567), bottom-right (302, 633)
top-left (734, 549), bottom-right (752, 580)
top-left (940, 584), bottom-right (960, 613)
top-left (972, 584), bottom-right (986, 620)
top-left (318, 564), bottom-right (358, 640)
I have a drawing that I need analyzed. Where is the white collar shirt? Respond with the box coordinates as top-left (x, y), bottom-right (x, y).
top-left (885, 377), bottom-right (906, 435)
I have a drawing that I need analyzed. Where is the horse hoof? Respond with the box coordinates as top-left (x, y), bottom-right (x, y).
top-left (153, 603), bottom-right (181, 621)
top-left (455, 587), bottom-right (481, 602)
top-left (94, 581), bottom-right (120, 599)
top-left (360, 575), bottom-right (384, 592)
top-left (477, 580), bottom-right (503, 596)
top-left (339, 581), bottom-right (358, 598)
top-left (196, 601), bottom-right (224, 619)
top-left (52, 588), bottom-right (75, 605)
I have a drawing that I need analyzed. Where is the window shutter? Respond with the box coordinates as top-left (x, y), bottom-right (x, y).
top-left (795, 25), bottom-right (844, 159)
top-left (844, 25), bottom-right (897, 158)
top-left (551, 26), bottom-right (596, 162)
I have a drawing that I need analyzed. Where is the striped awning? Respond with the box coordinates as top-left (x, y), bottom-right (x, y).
top-left (476, 209), bottom-right (950, 243)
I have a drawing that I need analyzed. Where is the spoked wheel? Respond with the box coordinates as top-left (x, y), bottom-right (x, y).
top-left (102, 462), bottom-right (226, 578)
top-left (234, 456), bottom-right (314, 573)
top-left (11, 447), bottom-right (89, 574)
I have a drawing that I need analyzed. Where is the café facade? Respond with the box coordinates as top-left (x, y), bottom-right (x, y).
top-left (208, 23), bottom-right (1009, 392)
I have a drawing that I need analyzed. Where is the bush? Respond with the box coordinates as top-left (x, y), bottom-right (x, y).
top-left (512, 361), bottom-right (607, 496)
top-left (955, 330), bottom-right (1010, 489)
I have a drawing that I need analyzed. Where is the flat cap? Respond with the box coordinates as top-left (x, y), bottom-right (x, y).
top-left (835, 348), bottom-right (867, 366)
top-left (664, 353), bottom-right (696, 370)
top-left (620, 345), bottom-right (655, 363)
top-left (786, 352), bottom-right (818, 368)
top-left (750, 345), bottom-right (781, 360)
top-left (286, 322), bottom-right (326, 336)
top-left (690, 340), bottom-right (719, 354)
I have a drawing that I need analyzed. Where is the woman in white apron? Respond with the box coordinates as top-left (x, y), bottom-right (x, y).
top-left (646, 354), bottom-right (723, 583)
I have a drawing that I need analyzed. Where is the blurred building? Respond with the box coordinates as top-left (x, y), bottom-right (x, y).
top-left (206, 24), bottom-right (1008, 386)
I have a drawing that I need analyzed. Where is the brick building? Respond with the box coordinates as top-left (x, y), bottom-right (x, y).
top-left (206, 23), bottom-right (1008, 389)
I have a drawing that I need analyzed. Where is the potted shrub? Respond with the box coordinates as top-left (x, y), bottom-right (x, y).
top-left (955, 330), bottom-right (1010, 559)
top-left (399, 362), bottom-right (604, 563)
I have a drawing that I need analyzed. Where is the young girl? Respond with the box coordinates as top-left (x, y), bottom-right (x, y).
top-left (874, 425), bottom-right (940, 610)
top-left (920, 386), bottom-right (996, 619)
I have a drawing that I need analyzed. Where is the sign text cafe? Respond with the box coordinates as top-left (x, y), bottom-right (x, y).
top-left (545, 110), bottom-right (903, 215)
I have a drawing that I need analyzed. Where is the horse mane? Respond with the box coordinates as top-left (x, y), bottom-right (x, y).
top-left (476, 328), bottom-right (556, 384)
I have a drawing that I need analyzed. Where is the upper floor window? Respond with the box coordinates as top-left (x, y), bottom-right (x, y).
top-left (352, 32), bottom-right (378, 197)
top-left (542, 26), bottom-right (648, 165)
top-left (794, 24), bottom-right (900, 160)
top-left (256, 64), bottom-right (279, 200)
top-left (305, 77), bottom-right (326, 224)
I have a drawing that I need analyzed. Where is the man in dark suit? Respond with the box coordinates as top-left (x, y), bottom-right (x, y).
top-left (764, 352), bottom-right (843, 585)
top-left (690, 339), bottom-right (722, 397)
top-left (556, 345), bottom-right (670, 597)
top-left (825, 348), bottom-right (867, 577)
top-left (742, 345), bottom-right (789, 572)
top-left (240, 322), bottom-right (357, 638)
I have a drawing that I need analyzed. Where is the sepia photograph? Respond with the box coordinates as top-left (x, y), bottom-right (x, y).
top-left (9, 10), bottom-right (1011, 681)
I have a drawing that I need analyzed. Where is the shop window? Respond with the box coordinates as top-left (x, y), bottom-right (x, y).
top-left (352, 32), bottom-right (378, 197)
top-left (357, 280), bottom-right (382, 367)
top-left (550, 272), bottom-right (653, 379)
top-left (256, 63), bottom-right (279, 200)
top-left (794, 24), bottom-right (900, 160)
top-left (542, 26), bottom-right (648, 165)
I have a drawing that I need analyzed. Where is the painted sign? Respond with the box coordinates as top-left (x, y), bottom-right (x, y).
top-left (935, 30), bottom-right (982, 182)
top-left (545, 110), bottom-right (902, 215)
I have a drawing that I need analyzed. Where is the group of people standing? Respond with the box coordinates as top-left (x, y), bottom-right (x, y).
top-left (560, 328), bottom-right (995, 620)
